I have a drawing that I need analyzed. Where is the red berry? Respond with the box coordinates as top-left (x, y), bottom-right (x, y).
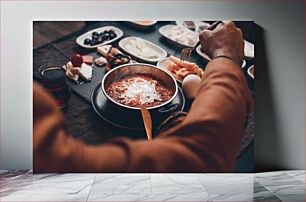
top-left (71, 53), bottom-right (83, 67)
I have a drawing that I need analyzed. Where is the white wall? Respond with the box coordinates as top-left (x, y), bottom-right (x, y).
top-left (1, 0), bottom-right (305, 170)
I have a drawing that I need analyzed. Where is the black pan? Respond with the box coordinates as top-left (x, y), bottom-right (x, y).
top-left (91, 84), bottom-right (185, 131)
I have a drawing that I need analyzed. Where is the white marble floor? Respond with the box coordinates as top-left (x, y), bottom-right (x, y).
top-left (0, 170), bottom-right (305, 202)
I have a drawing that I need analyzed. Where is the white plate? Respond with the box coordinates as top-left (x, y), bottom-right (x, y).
top-left (196, 45), bottom-right (211, 61)
top-left (196, 45), bottom-right (246, 68)
top-left (196, 41), bottom-right (254, 60)
top-left (76, 26), bottom-right (123, 49)
top-left (175, 21), bottom-right (210, 33)
top-left (248, 65), bottom-right (254, 79)
top-left (159, 24), bottom-right (199, 47)
top-left (244, 40), bottom-right (254, 58)
top-left (118, 37), bottom-right (167, 63)
top-left (175, 21), bottom-right (198, 31)
top-left (128, 21), bottom-right (157, 27)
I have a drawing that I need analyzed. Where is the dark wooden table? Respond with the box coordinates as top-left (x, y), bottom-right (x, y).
top-left (33, 21), bottom-right (254, 171)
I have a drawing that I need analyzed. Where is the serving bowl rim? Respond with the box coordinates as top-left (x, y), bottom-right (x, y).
top-left (101, 63), bottom-right (179, 110)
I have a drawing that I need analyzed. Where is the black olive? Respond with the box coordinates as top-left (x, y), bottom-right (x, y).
top-left (97, 37), bottom-right (103, 43)
top-left (109, 33), bottom-right (116, 39)
top-left (92, 31), bottom-right (98, 37)
top-left (92, 35), bottom-right (99, 40)
top-left (101, 33), bottom-right (108, 40)
top-left (91, 38), bottom-right (99, 45)
top-left (84, 38), bottom-right (91, 45)
top-left (104, 33), bottom-right (110, 39)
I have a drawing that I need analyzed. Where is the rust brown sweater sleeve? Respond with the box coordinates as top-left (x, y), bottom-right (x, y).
top-left (33, 58), bottom-right (248, 173)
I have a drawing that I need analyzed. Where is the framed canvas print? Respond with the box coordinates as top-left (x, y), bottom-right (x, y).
top-left (33, 21), bottom-right (254, 173)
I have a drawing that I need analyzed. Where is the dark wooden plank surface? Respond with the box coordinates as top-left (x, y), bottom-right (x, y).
top-left (33, 21), bottom-right (85, 49)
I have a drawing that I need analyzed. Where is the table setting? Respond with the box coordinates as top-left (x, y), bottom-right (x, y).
top-left (33, 21), bottom-right (254, 152)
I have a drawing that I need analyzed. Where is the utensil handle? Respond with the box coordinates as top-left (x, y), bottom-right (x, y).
top-left (140, 106), bottom-right (152, 140)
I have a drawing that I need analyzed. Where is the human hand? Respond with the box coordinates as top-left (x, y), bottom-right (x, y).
top-left (199, 21), bottom-right (244, 66)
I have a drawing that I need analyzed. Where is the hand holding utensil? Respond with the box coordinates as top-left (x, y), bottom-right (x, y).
top-left (180, 21), bottom-right (223, 62)
top-left (199, 21), bottom-right (244, 66)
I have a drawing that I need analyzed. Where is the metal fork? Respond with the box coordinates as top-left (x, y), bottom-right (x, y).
top-left (180, 21), bottom-right (223, 62)
top-left (180, 41), bottom-right (201, 62)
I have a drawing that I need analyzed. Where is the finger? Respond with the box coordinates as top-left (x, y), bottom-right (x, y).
top-left (199, 30), bottom-right (212, 53)
top-left (199, 29), bottom-right (212, 41)
top-left (223, 21), bottom-right (235, 28)
top-left (199, 30), bottom-right (212, 49)
top-left (206, 21), bottom-right (223, 31)
top-left (199, 21), bottom-right (222, 36)
top-left (236, 28), bottom-right (243, 37)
